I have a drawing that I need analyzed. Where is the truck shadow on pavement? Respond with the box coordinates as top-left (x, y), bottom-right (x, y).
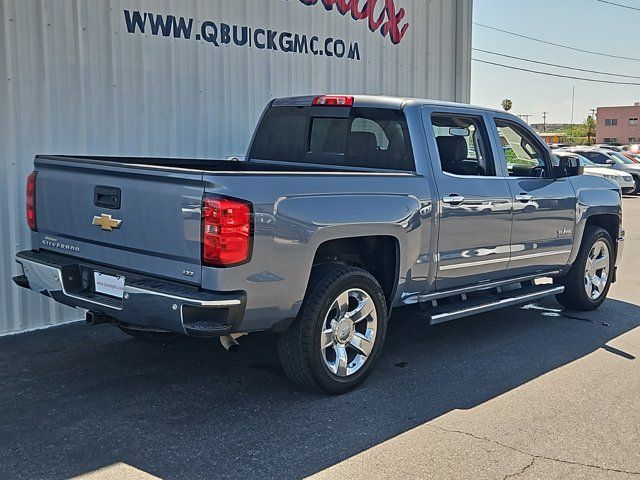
top-left (0, 297), bottom-right (638, 480)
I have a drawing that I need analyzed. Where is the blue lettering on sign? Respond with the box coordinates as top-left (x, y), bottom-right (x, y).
top-left (123, 10), bottom-right (361, 61)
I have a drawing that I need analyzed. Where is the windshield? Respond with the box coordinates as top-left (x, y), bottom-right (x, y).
top-left (578, 156), bottom-right (597, 167)
top-left (611, 152), bottom-right (634, 164)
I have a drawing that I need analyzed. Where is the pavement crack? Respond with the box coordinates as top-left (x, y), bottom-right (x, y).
top-left (504, 457), bottom-right (535, 480)
top-left (427, 424), bottom-right (640, 476)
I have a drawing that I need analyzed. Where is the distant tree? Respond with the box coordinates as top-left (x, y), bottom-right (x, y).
top-left (501, 99), bottom-right (513, 112)
top-left (559, 123), bottom-right (588, 144)
top-left (585, 115), bottom-right (596, 145)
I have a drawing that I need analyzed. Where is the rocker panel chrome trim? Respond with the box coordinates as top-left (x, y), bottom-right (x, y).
top-left (402, 270), bottom-right (561, 304)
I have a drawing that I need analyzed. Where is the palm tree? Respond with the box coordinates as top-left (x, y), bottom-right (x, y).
top-left (585, 115), bottom-right (596, 145)
top-left (501, 99), bottom-right (513, 112)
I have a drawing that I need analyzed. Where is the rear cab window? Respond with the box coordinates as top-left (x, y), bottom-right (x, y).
top-left (248, 106), bottom-right (415, 171)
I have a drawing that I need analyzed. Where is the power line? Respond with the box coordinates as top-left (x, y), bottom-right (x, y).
top-left (473, 48), bottom-right (640, 79)
top-left (472, 58), bottom-right (640, 85)
top-left (473, 22), bottom-right (640, 62)
top-left (596, 0), bottom-right (640, 11)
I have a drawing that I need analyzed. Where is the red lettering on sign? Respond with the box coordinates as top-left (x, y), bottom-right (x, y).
top-left (297, 0), bottom-right (409, 45)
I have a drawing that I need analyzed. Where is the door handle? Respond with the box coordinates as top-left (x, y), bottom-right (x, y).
top-left (515, 194), bottom-right (533, 202)
top-left (443, 195), bottom-right (465, 205)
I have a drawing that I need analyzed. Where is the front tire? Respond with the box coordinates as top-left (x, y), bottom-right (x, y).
top-left (278, 264), bottom-right (388, 394)
top-left (556, 226), bottom-right (614, 311)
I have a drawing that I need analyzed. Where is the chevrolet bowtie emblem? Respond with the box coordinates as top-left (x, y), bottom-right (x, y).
top-left (92, 214), bottom-right (122, 231)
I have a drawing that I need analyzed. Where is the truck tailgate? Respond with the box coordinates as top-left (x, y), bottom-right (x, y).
top-left (34, 156), bottom-right (205, 285)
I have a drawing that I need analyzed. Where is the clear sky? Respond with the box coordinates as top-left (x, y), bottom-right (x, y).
top-left (471, 0), bottom-right (640, 125)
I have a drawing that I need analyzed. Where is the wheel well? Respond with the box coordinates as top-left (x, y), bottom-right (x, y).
top-left (312, 236), bottom-right (399, 305)
top-left (585, 214), bottom-right (619, 248)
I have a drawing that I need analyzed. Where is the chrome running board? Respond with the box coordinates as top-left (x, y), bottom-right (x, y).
top-left (426, 284), bottom-right (565, 325)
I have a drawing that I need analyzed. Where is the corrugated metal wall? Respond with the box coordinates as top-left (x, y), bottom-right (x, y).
top-left (0, 0), bottom-right (472, 334)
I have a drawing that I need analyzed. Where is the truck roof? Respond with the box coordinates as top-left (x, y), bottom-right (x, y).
top-left (272, 94), bottom-right (505, 114)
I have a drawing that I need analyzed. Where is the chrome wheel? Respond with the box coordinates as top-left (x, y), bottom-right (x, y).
top-left (584, 240), bottom-right (610, 300)
top-left (320, 288), bottom-right (378, 377)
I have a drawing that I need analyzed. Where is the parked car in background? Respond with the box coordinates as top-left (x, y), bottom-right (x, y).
top-left (554, 151), bottom-right (636, 194)
top-left (621, 152), bottom-right (640, 164)
top-left (594, 144), bottom-right (622, 152)
top-left (562, 147), bottom-right (640, 194)
top-left (626, 144), bottom-right (640, 154)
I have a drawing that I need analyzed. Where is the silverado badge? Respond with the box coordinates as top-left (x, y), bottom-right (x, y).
top-left (92, 214), bottom-right (122, 231)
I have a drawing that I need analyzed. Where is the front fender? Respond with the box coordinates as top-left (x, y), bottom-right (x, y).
top-left (566, 176), bottom-right (622, 268)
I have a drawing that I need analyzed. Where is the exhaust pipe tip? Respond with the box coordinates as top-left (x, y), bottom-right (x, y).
top-left (219, 335), bottom-right (240, 352)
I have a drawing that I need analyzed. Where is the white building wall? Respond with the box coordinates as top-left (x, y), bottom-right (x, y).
top-left (0, 0), bottom-right (473, 334)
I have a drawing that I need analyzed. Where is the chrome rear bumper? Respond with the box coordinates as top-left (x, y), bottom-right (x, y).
top-left (14, 251), bottom-right (245, 337)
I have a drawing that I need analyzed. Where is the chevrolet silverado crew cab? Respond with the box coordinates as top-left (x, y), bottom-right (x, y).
top-left (14, 95), bottom-right (624, 394)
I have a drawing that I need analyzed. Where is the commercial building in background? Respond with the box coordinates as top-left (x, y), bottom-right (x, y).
top-left (0, 0), bottom-right (473, 334)
top-left (597, 103), bottom-right (640, 145)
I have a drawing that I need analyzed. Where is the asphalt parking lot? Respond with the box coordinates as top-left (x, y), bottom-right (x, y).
top-left (1, 198), bottom-right (639, 480)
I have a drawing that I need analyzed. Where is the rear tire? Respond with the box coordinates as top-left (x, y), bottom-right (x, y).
top-left (278, 264), bottom-right (388, 394)
top-left (556, 226), bottom-right (614, 311)
top-left (118, 326), bottom-right (182, 343)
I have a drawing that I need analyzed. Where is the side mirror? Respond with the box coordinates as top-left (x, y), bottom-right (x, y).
top-left (555, 155), bottom-right (583, 178)
top-left (605, 158), bottom-right (616, 165)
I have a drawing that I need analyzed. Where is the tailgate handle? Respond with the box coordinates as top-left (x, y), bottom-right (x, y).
top-left (94, 186), bottom-right (121, 210)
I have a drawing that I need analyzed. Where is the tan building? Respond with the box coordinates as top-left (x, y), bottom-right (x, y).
top-left (597, 103), bottom-right (640, 145)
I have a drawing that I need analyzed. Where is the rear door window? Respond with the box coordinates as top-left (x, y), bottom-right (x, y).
top-left (431, 114), bottom-right (495, 176)
top-left (249, 107), bottom-right (415, 171)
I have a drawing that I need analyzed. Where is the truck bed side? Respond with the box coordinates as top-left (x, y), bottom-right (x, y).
top-left (199, 171), bottom-right (433, 332)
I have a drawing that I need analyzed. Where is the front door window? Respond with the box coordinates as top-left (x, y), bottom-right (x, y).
top-left (495, 121), bottom-right (550, 178)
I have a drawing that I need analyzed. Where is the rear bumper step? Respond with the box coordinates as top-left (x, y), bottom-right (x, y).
top-left (14, 250), bottom-right (246, 337)
top-left (425, 284), bottom-right (565, 325)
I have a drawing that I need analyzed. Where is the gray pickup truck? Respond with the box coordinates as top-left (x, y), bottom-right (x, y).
top-left (14, 95), bottom-right (624, 393)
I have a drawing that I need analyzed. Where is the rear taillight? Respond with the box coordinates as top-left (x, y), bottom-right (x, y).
top-left (26, 171), bottom-right (37, 231)
top-left (202, 195), bottom-right (252, 267)
top-left (312, 95), bottom-right (354, 106)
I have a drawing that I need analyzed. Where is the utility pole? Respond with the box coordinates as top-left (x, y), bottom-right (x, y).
top-left (570, 86), bottom-right (576, 144)
top-left (589, 108), bottom-right (597, 120)
top-left (542, 111), bottom-right (548, 132)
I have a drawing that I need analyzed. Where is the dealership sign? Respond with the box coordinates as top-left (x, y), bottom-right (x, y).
top-left (123, 0), bottom-right (409, 61)
top-left (295, 0), bottom-right (410, 45)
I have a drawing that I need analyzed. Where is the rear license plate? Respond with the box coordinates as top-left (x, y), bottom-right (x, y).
top-left (93, 272), bottom-right (125, 299)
